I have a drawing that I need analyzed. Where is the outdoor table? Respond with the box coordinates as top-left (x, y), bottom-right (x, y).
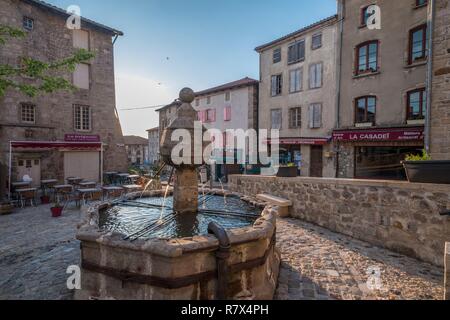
top-left (12, 181), bottom-right (32, 189)
top-left (67, 177), bottom-right (83, 185)
top-left (77, 188), bottom-right (103, 205)
top-left (102, 186), bottom-right (124, 200)
top-left (104, 172), bottom-right (118, 185)
top-left (116, 173), bottom-right (130, 185)
top-left (78, 181), bottom-right (97, 189)
top-left (16, 188), bottom-right (37, 207)
top-left (54, 185), bottom-right (73, 200)
top-left (122, 184), bottom-right (143, 194)
top-left (128, 175), bottom-right (140, 183)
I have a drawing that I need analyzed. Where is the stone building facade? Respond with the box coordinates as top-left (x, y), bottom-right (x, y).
top-left (334, 0), bottom-right (429, 180)
top-left (0, 0), bottom-right (127, 193)
top-left (147, 127), bottom-right (160, 165)
top-left (430, 0), bottom-right (450, 160)
top-left (123, 136), bottom-right (149, 166)
top-left (255, 16), bottom-right (339, 178)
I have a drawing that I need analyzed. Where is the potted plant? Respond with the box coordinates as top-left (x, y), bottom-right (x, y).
top-left (50, 199), bottom-right (63, 218)
top-left (403, 150), bottom-right (450, 184)
top-left (276, 163), bottom-right (299, 178)
top-left (0, 200), bottom-right (14, 215)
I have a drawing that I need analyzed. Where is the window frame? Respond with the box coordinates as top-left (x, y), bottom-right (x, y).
top-left (354, 96), bottom-right (377, 125)
top-left (311, 33), bottom-right (322, 50)
top-left (271, 74), bottom-right (283, 97)
top-left (270, 109), bottom-right (283, 130)
top-left (289, 107), bottom-right (302, 129)
top-left (289, 68), bottom-right (303, 94)
top-left (355, 40), bottom-right (379, 75)
top-left (225, 91), bottom-right (231, 102)
top-left (287, 40), bottom-right (305, 65)
top-left (273, 48), bottom-right (282, 64)
top-left (73, 104), bottom-right (92, 132)
top-left (309, 103), bottom-right (322, 129)
top-left (23, 16), bottom-right (34, 31)
top-left (406, 88), bottom-right (427, 121)
top-left (20, 103), bottom-right (36, 124)
top-left (309, 62), bottom-right (323, 89)
top-left (408, 24), bottom-right (428, 65)
top-left (414, 0), bottom-right (428, 8)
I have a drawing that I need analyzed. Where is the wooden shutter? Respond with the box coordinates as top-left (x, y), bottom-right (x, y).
top-left (309, 64), bottom-right (315, 89)
top-left (308, 105), bottom-right (315, 128)
top-left (271, 76), bottom-right (276, 96)
top-left (316, 63), bottom-right (322, 88)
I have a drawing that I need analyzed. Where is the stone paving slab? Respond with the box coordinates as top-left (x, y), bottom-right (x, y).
top-left (0, 205), bottom-right (445, 300)
top-left (275, 218), bottom-right (444, 300)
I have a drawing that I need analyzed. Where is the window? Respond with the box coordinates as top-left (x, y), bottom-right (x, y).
top-left (21, 103), bottom-right (35, 123)
top-left (206, 109), bottom-right (216, 123)
top-left (73, 63), bottom-right (90, 89)
top-left (415, 0), bottom-right (428, 7)
top-left (312, 33), bottom-right (322, 50)
top-left (409, 25), bottom-right (428, 64)
top-left (289, 68), bottom-right (302, 93)
top-left (195, 98), bottom-right (200, 107)
top-left (273, 48), bottom-right (281, 64)
top-left (289, 107), bottom-right (301, 128)
top-left (288, 40), bottom-right (305, 64)
top-left (308, 103), bottom-right (322, 128)
top-left (361, 5), bottom-right (373, 26)
top-left (224, 106), bottom-right (232, 121)
top-left (23, 17), bottom-right (34, 31)
top-left (225, 92), bottom-right (231, 102)
top-left (271, 109), bottom-right (282, 130)
top-left (271, 74), bottom-right (282, 96)
top-left (309, 63), bottom-right (323, 89)
top-left (355, 96), bottom-right (376, 124)
top-left (407, 88), bottom-right (427, 121)
top-left (207, 96), bottom-right (211, 104)
top-left (74, 105), bottom-right (91, 131)
top-left (356, 41), bottom-right (378, 75)
top-left (73, 29), bottom-right (89, 50)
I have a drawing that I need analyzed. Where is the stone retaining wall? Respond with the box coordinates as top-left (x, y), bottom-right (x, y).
top-left (229, 175), bottom-right (450, 267)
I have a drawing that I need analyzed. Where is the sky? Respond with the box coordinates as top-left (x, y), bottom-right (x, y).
top-left (46, 0), bottom-right (337, 138)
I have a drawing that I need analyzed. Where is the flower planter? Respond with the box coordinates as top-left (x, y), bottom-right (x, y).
top-left (41, 196), bottom-right (50, 204)
top-left (51, 207), bottom-right (63, 218)
top-left (0, 202), bottom-right (14, 215)
top-left (403, 161), bottom-right (450, 184)
top-left (276, 166), bottom-right (298, 178)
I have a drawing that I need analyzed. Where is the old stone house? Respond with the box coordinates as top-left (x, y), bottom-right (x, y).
top-left (146, 127), bottom-right (160, 165)
top-left (334, 0), bottom-right (429, 180)
top-left (0, 0), bottom-right (127, 194)
top-left (123, 135), bottom-right (149, 166)
top-left (255, 16), bottom-right (339, 178)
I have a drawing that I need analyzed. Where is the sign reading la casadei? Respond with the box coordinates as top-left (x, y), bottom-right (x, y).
top-left (332, 127), bottom-right (424, 142)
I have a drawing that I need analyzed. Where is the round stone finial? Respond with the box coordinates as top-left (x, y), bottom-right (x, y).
top-left (179, 87), bottom-right (195, 103)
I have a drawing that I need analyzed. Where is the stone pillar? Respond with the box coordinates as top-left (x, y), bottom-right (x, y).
top-left (173, 167), bottom-right (198, 214)
top-left (430, 0), bottom-right (450, 160)
top-left (445, 242), bottom-right (450, 300)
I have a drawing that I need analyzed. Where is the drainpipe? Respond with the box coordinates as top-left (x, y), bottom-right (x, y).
top-left (208, 222), bottom-right (231, 300)
top-left (335, 0), bottom-right (345, 178)
top-left (425, 0), bottom-right (435, 154)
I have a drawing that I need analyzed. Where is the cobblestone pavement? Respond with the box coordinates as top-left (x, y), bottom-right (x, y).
top-left (0, 206), bottom-right (445, 300)
top-left (275, 218), bottom-right (444, 300)
top-left (0, 205), bottom-right (80, 300)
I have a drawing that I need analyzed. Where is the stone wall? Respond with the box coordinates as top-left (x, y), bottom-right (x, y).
top-left (430, 0), bottom-right (450, 160)
top-left (229, 175), bottom-right (450, 267)
top-left (446, 242), bottom-right (450, 300)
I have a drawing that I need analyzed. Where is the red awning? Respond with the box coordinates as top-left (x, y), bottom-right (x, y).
top-left (332, 127), bottom-right (424, 142)
top-left (10, 141), bottom-right (102, 150)
top-left (266, 137), bottom-right (330, 145)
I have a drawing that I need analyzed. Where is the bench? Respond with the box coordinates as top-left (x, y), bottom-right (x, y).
top-left (256, 194), bottom-right (292, 218)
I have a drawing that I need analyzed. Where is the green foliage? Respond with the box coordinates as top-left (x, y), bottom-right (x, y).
top-left (405, 149), bottom-right (432, 161)
top-left (0, 24), bottom-right (95, 98)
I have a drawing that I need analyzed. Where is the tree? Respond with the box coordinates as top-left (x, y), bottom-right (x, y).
top-left (0, 25), bottom-right (95, 201)
top-left (0, 25), bottom-right (95, 98)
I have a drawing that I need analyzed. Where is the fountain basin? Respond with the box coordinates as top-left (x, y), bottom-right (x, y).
top-left (75, 190), bottom-right (280, 300)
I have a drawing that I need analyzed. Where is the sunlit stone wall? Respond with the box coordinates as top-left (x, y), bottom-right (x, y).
top-left (229, 175), bottom-right (450, 267)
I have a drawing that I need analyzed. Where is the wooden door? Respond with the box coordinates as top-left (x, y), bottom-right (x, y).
top-left (310, 146), bottom-right (323, 178)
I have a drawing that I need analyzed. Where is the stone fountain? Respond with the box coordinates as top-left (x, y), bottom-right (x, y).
top-left (75, 88), bottom-right (280, 300)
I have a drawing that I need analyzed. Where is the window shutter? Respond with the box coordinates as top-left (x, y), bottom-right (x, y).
top-left (271, 76), bottom-right (276, 96)
top-left (299, 41), bottom-right (305, 60)
top-left (289, 71), bottom-right (295, 93)
top-left (316, 63), bottom-right (322, 88)
top-left (309, 65), bottom-right (315, 89)
top-left (212, 109), bottom-right (216, 122)
top-left (308, 105), bottom-right (315, 128)
top-left (314, 104), bottom-right (322, 128)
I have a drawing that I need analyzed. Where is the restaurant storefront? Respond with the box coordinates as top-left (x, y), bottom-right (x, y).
top-left (266, 137), bottom-right (332, 177)
top-left (333, 127), bottom-right (424, 180)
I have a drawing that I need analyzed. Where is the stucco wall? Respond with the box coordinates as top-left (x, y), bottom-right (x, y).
top-left (229, 175), bottom-right (450, 267)
top-left (338, 0), bottom-right (428, 128)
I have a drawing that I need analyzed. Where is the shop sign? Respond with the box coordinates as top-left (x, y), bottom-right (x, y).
top-left (65, 134), bottom-right (101, 142)
top-left (332, 128), bottom-right (424, 142)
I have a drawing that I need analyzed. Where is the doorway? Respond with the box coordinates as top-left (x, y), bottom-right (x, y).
top-left (17, 158), bottom-right (41, 187)
top-left (310, 146), bottom-right (323, 178)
